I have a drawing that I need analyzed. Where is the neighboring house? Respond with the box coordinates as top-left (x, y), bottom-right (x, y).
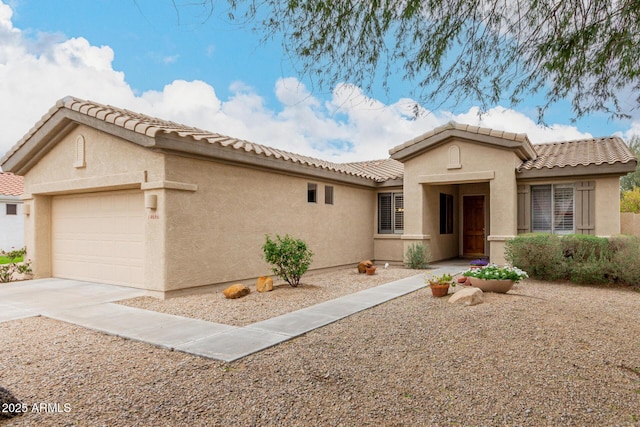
top-left (0, 97), bottom-right (635, 297)
top-left (0, 172), bottom-right (24, 251)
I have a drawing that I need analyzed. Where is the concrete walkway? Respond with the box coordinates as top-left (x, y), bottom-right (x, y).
top-left (0, 263), bottom-right (464, 362)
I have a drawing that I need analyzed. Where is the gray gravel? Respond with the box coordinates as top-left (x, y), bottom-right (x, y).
top-left (1, 270), bottom-right (639, 426)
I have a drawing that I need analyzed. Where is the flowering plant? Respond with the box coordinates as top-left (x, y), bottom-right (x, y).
top-left (425, 273), bottom-right (454, 286)
top-left (469, 258), bottom-right (489, 266)
top-left (463, 264), bottom-right (528, 283)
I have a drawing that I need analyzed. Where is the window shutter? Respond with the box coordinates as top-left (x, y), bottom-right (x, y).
top-left (517, 185), bottom-right (530, 233)
top-left (575, 181), bottom-right (595, 235)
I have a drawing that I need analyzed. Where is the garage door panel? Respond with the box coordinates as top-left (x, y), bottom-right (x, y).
top-left (52, 191), bottom-right (145, 287)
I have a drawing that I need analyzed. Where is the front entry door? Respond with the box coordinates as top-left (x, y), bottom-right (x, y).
top-left (463, 195), bottom-right (485, 256)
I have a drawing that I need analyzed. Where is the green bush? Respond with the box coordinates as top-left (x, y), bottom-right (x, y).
top-left (262, 234), bottom-right (313, 287)
top-left (0, 247), bottom-right (32, 283)
top-left (405, 243), bottom-right (430, 269)
top-left (506, 233), bottom-right (640, 288)
top-left (505, 233), bottom-right (567, 280)
top-left (608, 236), bottom-right (640, 287)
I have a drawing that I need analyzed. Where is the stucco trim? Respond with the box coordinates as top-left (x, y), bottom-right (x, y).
top-left (400, 234), bottom-right (431, 240)
top-left (516, 162), bottom-right (637, 179)
top-left (141, 180), bottom-right (198, 192)
top-left (418, 171), bottom-right (495, 184)
top-left (29, 171), bottom-right (146, 195)
top-left (487, 235), bottom-right (516, 241)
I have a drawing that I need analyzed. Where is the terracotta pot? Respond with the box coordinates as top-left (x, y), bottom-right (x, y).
top-left (429, 283), bottom-right (450, 297)
top-left (469, 277), bottom-right (514, 293)
top-left (366, 266), bottom-right (377, 275)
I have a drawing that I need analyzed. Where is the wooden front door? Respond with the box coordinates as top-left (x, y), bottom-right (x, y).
top-left (463, 195), bottom-right (485, 256)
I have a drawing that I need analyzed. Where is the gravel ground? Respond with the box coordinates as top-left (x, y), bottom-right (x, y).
top-left (1, 270), bottom-right (640, 426)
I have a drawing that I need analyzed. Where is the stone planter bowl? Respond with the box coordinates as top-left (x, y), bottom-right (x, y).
top-left (469, 277), bottom-right (514, 293)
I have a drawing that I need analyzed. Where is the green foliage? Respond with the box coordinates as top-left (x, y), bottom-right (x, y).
top-left (621, 136), bottom-right (640, 193)
top-left (205, 0), bottom-right (640, 120)
top-left (505, 233), bottom-right (567, 281)
top-left (262, 234), bottom-right (313, 287)
top-left (621, 188), bottom-right (640, 213)
top-left (0, 248), bottom-right (32, 283)
top-left (506, 234), bottom-right (640, 288)
top-left (404, 243), bottom-right (430, 269)
top-left (426, 273), bottom-right (453, 285)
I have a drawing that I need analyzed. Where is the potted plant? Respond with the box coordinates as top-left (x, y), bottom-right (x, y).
top-left (462, 264), bottom-right (528, 293)
top-left (366, 264), bottom-right (377, 275)
top-left (426, 273), bottom-right (454, 297)
top-left (469, 258), bottom-right (489, 270)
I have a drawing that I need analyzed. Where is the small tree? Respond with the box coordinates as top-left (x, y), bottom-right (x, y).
top-left (621, 188), bottom-right (640, 213)
top-left (262, 234), bottom-right (313, 287)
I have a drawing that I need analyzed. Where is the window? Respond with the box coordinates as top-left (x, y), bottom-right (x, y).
top-left (325, 185), bottom-right (334, 205)
top-left (378, 192), bottom-right (404, 234)
top-left (307, 183), bottom-right (317, 203)
top-left (439, 193), bottom-right (453, 234)
top-left (531, 184), bottom-right (574, 234)
top-left (6, 204), bottom-right (17, 215)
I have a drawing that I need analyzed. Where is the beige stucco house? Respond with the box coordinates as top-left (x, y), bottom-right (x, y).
top-left (1, 97), bottom-right (636, 297)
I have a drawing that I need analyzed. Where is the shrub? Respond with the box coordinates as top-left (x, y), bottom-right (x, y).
top-left (262, 234), bottom-right (313, 287)
top-left (0, 248), bottom-right (32, 283)
top-left (608, 235), bottom-right (640, 287)
top-left (505, 233), bottom-right (567, 280)
top-left (405, 243), bottom-right (430, 269)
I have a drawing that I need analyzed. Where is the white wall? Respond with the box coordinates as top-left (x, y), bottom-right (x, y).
top-left (0, 197), bottom-right (24, 251)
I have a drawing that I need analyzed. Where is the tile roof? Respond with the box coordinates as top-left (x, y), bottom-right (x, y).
top-left (389, 121), bottom-right (531, 156)
top-left (518, 137), bottom-right (636, 171)
top-left (0, 172), bottom-right (23, 196)
top-left (2, 97), bottom-right (398, 183)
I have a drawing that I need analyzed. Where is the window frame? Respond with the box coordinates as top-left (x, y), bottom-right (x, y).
top-left (307, 183), bottom-right (317, 203)
top-left (439, 193), bottom-right (454, 234)
top-left (6, 203), bottom-right (17, 215)
top-left (531, 184), bottom-right (575, 234)
top-left (378, 192), bottom-right (404, 234)
top-left (324, 185), bottom-right (334, 205)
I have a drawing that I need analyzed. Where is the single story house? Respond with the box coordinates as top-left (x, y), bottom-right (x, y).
top-left (1, 97), bottom-right (636, 297)
top-left (0, 172), bottom-right (24, 251)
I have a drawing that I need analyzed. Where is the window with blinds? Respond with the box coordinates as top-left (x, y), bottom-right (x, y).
top-left (531, 184), bottom-right (574, 234)
top-left (378, 192), bottom-right (404, 234)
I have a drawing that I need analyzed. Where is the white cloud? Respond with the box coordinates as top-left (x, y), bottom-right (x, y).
top-left (0, 0), bottom-right (625, 169)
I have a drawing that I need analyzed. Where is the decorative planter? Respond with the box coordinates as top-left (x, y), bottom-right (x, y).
top-left (366, 266), bottom-right (377, 275)
top-left (469, 277), bottom-right (514, 293)
top-left (429, 283), bottom-right (450, 297)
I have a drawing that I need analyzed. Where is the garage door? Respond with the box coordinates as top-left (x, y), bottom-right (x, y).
top-left (52, 190), bottom-right (145, 287)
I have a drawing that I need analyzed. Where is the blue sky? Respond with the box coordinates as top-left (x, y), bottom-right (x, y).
top-left (1, 0), bottom-right (638, 163)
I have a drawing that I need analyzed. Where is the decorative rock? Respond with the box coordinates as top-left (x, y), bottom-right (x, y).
top-left (256, 276), bottom-right (274, 293)
top-left (358, 260), bottom-right (373, 274)
top-left (223, 284), bottom-right (250, 299)
top-left (449, 287), bottom-right (484, 306)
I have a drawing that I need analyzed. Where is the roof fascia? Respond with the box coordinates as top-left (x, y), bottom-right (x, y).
top-left (390, 129), bottom-right (536, 162)
top-left (517, 161), bottom-right (637, 179)
top-left (154, 135), bottom-right (379, 188)
top-left (2, 109), bottom-right (157, 176)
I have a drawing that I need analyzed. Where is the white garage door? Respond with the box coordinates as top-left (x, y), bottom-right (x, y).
top-left (52, 190), bottom-right (145, 287)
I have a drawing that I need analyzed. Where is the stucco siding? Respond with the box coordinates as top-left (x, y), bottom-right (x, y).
top-left (0, 198), bottom-right (24, 250)
top-left (161, 155), bottom-right (375, 291)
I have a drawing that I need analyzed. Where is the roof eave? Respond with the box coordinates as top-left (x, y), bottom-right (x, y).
top-left (390, 128), bottom-right (536, 162)
top-left (154, 135), bottom-right (379, 188)
top-left (1, 109), bottom-right (158, 176)
top-left (517, 160), bottom-right (637, 179)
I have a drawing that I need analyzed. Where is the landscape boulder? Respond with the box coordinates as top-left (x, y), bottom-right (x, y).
top-left (256, 276), bottom-right (274, 293)
top-left (223, 284), bottom-right (250, 299)
top-left (357, 260), bottom-right (374, 274)
top-left (449, 287), bottom-right (484, 306)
